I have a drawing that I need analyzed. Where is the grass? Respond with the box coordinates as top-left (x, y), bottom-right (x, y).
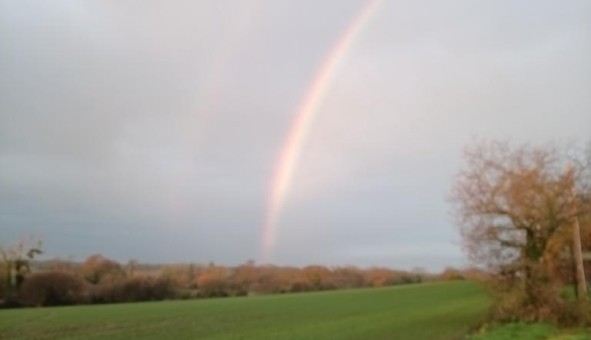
top-left (1, 281), bottom-right (489, 339)
top-left (470, 323), bottom-right (559, 340)
top-left (469, 323), bottom-right (591, 340)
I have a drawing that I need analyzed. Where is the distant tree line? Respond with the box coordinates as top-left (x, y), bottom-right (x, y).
top-left (0, 241), bottom-right (477, 308)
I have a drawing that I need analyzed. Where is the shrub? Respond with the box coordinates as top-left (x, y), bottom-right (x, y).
top-left (19, 271), bottom-right (86, 307)
top-left (0, 266), bottom-right (6, 300)
top-left (91, 276), bottom-right (175, 303)
top-left (196, 271), bottom-right (229, 297)
top-left (488, 280), bottom-right (591, 327)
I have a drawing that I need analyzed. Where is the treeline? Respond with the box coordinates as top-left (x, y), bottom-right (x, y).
top-left (0, 252), bottom-right (477, 308)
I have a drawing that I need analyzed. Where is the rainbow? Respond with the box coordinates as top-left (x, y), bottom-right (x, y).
top-left (261, 0), bottom-right (382, 263)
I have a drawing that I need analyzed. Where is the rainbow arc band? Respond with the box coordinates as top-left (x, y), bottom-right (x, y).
top-left (261, 0), bottom-right (382, 263)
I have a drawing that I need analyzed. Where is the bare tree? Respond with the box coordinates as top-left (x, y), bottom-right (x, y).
top-left (0, 237), bottom-right (43, 303)
top-left (450, 140), bottom-right (590, 314)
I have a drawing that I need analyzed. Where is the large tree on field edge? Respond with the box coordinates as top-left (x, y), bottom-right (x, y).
top-left (450, 140), bottom-right (591, 321)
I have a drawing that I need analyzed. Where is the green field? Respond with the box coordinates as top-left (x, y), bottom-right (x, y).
top-left (1, 281), bottom-right (489, 340)
top-left (469, 322), bottom-right (591, 340)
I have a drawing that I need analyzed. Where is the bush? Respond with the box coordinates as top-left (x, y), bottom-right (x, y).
top-left (91, 276), bottom-right (175, 303)
top-left (554, 301), bottom-right (591, 327)
top-left (488, 281), bottom-right (591, 327)
top-left (0, 266), bottom-right (6, 301)
top-left (196, 273), bottom-right (229, 298)
top-left (19, 271), bottom-right (86, 307)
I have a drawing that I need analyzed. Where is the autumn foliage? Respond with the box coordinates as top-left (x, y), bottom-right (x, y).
top-left (0, 249), bottom-right (458, 308)
top-left (451, 140), bottom-right (591, 325)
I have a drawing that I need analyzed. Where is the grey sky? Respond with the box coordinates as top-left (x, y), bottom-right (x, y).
top-left (1, 0), bottom-right (590, 271)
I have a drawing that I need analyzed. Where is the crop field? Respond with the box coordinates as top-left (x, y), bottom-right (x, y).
top-left (1, 281), bottom-right (489, 339)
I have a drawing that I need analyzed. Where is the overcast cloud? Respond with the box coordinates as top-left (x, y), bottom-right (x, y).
top-left (1, 0), bottom-right (590, 271)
